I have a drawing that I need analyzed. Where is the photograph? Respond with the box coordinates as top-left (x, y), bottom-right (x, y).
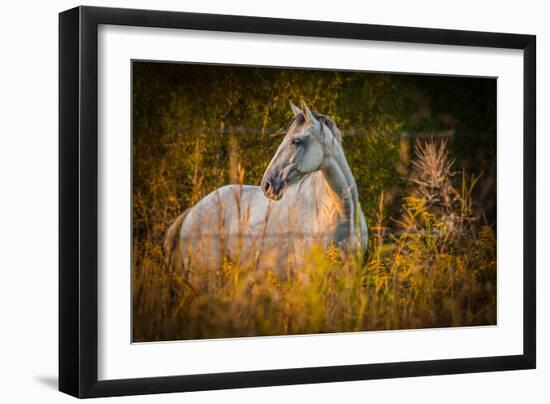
top-left (131, 61), bottom-right (497, 342)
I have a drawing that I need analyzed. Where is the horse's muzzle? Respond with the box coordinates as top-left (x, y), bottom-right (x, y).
top-left (262, 178), bottom-right (284, 200)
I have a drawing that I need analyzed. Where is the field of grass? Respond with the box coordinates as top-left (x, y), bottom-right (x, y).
top-left (132, 140), bottom-right (496, 342)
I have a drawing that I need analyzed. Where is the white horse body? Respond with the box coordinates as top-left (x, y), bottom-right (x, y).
top-left (166, 102), bottom-right (367, 274)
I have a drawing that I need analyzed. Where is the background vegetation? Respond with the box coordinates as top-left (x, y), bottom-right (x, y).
top-left (132, 62), bottom-right (497, 342)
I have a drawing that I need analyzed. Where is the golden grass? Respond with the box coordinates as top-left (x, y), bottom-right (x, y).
top-left (132, 140), bottom-right (496, 342)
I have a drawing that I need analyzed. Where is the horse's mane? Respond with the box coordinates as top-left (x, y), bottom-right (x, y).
top-left (274, 112), bottom-right (343, 144)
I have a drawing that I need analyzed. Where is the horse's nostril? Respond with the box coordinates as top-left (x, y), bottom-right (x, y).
top-left (263, 180), bottom-right (272, 194)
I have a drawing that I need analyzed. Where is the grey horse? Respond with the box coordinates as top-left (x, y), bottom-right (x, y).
top-left (164, 101), bottom-right (367, 275)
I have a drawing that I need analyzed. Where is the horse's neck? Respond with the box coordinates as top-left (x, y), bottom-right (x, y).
top-left (300, 144), bottom-right (359, 234)
top-left (320, 147), bottom-right (359, 223)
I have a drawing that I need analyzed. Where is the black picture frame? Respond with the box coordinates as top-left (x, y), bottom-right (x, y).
top-left (59, 5), bottom-right (536, 398)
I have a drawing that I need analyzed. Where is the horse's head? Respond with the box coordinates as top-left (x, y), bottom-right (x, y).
top-left (261, 101), bottom-right (341, 201)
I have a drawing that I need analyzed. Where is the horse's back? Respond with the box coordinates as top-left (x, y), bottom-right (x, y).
top-left (178, 184), bottom-right (269, 270)
top-left (183, 184), bottom-right (267, 230)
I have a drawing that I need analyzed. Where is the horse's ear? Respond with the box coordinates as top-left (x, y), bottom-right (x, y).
top-left (301, 101), bottom-right (316, 126)
top-left (289, 100), bottom-right (302, 117)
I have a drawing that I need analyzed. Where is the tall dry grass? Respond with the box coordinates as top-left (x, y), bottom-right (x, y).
top-left (132, 139), bottom-right (496, 342)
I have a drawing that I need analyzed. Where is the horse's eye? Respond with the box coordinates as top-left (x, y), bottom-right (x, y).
top-left (292, 138), bottom-right (302, 145)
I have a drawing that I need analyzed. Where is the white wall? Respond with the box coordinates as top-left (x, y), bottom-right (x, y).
top-left (0, 0), bottom-right (546, 402)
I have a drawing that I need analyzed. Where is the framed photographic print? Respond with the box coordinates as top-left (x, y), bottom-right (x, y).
top-left (59, 6), bottom-right (536, 398)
